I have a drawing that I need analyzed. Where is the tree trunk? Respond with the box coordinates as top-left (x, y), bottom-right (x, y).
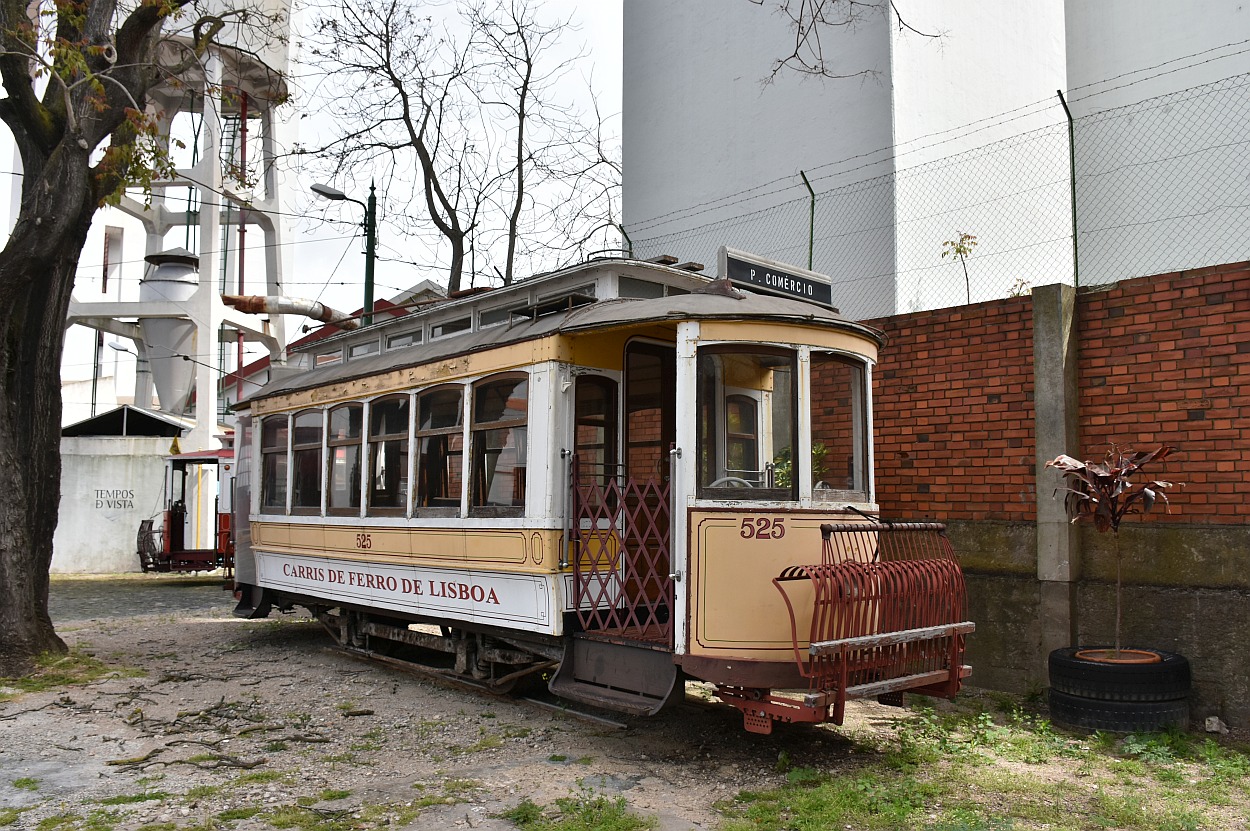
top-left (0, 142), bottom-right (97, 676)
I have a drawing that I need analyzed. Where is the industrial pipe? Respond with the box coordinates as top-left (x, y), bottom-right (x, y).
top-left (222, 295), bottom-right (361, 330)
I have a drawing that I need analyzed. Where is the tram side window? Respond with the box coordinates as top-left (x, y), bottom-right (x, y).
top-left (415, 386), bottom-right (464, 514)
top-left (697, 347), bottom-right (796, 500)
top-left (291, 410), bottom-right (323, 513)
top-left (260, 415), bottom-right (289, 513)
top-left (810, 353), bottom-right (869, 499)
top-left (471, 374), bottom-right (528, 515)
top-left (368, 395), bottom-right (410, 514)
top-left (327, 404), bottom-right (364, 514)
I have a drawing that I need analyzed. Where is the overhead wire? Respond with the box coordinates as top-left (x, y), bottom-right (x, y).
top-left (626, 39), bottom-right (1250, 233)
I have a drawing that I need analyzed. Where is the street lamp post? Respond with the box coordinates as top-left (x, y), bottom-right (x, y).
top-left (312, 181), bottom-right (378, 326)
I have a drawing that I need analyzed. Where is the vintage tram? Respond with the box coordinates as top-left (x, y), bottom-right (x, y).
top-left (231, 256), bottom-right (972, 733)
top-left (138, 449), bottom-right (235, 575)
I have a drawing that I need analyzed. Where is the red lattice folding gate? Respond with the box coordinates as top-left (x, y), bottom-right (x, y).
top-left (569, 461), bottom-right (673, 646)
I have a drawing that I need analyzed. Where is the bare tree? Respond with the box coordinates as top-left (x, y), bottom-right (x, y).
top-left (748, 0), bottom-right (939, 83)
top-left (301, 0), bottom-right (619, 292)
top-left (0, 0), bottom-right (286, 675)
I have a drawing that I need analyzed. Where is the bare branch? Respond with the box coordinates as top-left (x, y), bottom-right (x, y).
top-left (747, 0), bottom-right (938, 83)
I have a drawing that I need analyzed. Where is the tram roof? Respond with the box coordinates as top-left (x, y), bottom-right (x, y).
top-left (240, 288), bottom-right (882, 406)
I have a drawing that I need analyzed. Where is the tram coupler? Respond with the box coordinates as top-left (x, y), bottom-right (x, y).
top-left (715, 686), bottom-right (838, 735)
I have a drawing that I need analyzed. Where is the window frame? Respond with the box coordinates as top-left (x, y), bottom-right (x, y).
top-left (366, 394), bottom-right (412, 516)
top-left (259, 414), bottom-right (290, 514)
top-left (413, 384), bottom-right (467, 516)
top-left (469, 372), bottom-right (529, 517)
top-left (326, 402), bottom-right (365, 516)
top-left (290, 409), bottom-right (325, 515)
top-left (696, 344), bottom-right (798, 502)
top-left (808, 350), bottom-right (872, 503)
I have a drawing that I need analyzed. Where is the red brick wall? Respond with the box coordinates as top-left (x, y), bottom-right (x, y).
top-left (1076, 262), bottom-right (1250, 524)
top-left (867, 261), bottom-right (1250, 526)
top-left (869, 296), bottom-right (1036, 522)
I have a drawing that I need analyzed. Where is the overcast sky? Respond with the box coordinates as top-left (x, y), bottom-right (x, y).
top-left (0, 0), bottom-right (623, 320)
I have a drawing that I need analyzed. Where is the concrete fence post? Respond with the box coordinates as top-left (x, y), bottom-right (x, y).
top-left (1032, 283), bottom-right (1081, 682)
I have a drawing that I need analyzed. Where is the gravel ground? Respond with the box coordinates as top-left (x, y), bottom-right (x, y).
top-left (1, 575), bottom-right (901, 831)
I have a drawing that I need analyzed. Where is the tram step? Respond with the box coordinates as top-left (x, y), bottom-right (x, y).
top-left (548, 635), bottom-right (680, 717)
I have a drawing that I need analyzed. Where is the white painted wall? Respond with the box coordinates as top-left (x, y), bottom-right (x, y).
top-left (888, 1), bottom-right (1071, 310)
top-left (53, 437), bottom-right (170, 573)
top-left (1064, 1), bottom-right (1250, 284)
top-left (622, 0), bottom-right (898, 319)
top-left (1065, 1), bottom-right (1248, 112)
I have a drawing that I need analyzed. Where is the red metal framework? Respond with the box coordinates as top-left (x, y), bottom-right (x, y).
top-left (722, 521), bottom-right (974, 734)
top-left (568, 461), bottom-right (674, 646)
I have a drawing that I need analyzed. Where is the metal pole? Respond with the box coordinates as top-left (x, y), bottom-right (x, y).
top-left (91, 331), bottom-right (102, 417)
top-left (364, 181), bottom-right (377, 326)
top-left (237, 90), bottom-right (248, 400)
top-left (1057, 90), bottom-right (1079, 288)
top-left (616, 222), bottom-right (633, 258)
top-left (800, 170), bottom-right (816, 270)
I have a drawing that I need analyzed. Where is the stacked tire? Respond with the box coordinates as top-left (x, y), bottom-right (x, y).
top-left (1048, 647), bottom-right (1191, 733)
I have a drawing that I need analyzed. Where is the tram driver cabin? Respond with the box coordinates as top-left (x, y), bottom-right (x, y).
top-left (232, 256), bottom-right (972, 733)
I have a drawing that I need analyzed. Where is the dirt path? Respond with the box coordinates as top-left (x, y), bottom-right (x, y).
top-left (2, 578), bottom-right (897, 831)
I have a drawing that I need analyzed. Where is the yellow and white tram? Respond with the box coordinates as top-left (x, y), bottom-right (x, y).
top-left (232, 257), bottom-right (972, 733)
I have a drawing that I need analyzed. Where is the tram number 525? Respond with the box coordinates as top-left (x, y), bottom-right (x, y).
top-left (355, 533), bottom-right (373, 550)
top-left (740, 517), bottom-right (785, 540)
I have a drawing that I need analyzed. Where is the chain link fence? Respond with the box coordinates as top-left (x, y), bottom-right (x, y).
top-left (630, 73), bottom-right (1250, 321)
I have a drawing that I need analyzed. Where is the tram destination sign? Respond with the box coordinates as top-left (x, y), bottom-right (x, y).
top-left (718, 247), bottom-right (834, 307)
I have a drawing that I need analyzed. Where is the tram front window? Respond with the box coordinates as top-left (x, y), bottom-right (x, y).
top-left (697, 347), bottom-right (795, 500)
top-left (810, 352), bottom-right (870, 500)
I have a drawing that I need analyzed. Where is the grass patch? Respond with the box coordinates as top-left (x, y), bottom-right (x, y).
top-left (453, 733), bottom-right (504, 754)
top-left (410, 778), bottom-right (483, 809)
top-left (349, 728), bottom-right (385, 752)
top-left (500, 789), bottom-right (655, 831)
top-left (230, 771), bottom-right (284, 787)
top-left (0, 809), bottom-right (29, 827)
top-left (215, 807), bottom-right (261, 822)
top-left (183, 785), bottom-right (222, 800)
top-left (713, 694), bottom-right (1250, 831)
top-left (97, 792), bottom-right (169, 806)
top-left (264, 801), bottom-right (421, 831)
top-left (13, 777), bottom-right (40, 791)
top-left (0, 650), bottom-right (143, 696)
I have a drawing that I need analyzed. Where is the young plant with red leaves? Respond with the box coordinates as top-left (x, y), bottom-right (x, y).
top-left (1045, 445), bottom-right (1178, 656)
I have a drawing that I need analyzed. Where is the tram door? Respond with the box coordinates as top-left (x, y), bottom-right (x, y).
top-left (568, 342), bottom-right (675, 645)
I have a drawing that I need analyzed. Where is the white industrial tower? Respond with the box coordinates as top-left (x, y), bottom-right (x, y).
top-left (65, 0), bottom-right (293, 452)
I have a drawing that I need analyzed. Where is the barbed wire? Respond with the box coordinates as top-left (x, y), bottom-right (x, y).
top-left (631, 72), bottom-right (1250, 320)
